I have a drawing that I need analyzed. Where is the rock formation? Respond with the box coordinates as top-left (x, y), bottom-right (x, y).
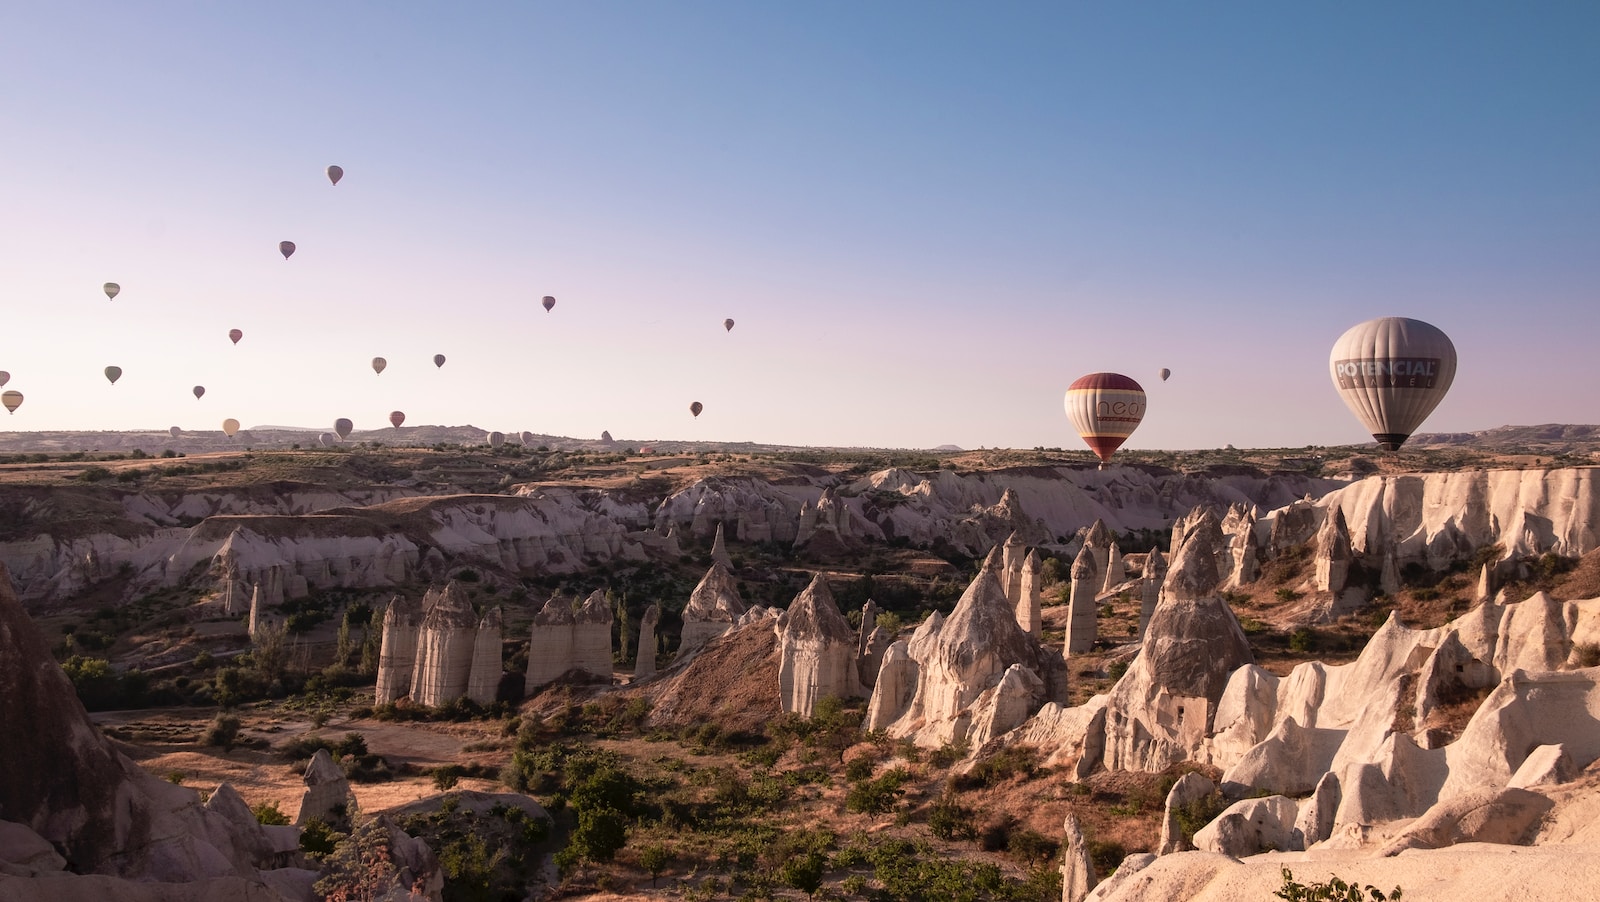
top-left (777, 574), bottom-right (864, 715)
top-left (295, 749), bottom-right (356, 827)
top-left (1060, 812), bottom-right (1096, 902)
top-left (1139, 547), bottom-right (1166, 638)
top-left (1001, 531), bottom-right (1028, 606)
top-left (525, 590), bottom-right (614, 692)
top-left (374, 595), bottom-right (421, 705)
top-left (409, 583), bottom-right (482, 708)
top-left (1066, 544), bottom-right (1099, 655)
top-left (710, 522), bottom-right (733, 568)
top-left (1017, 549), bottom-right (1043, 637)
top-left (465, 606), bottom-right (503, 705)
top-left (680, 561), bottom-right (747, 656)
top-left (635, 603), bottom-right (660, 679)
top-left (1102, 540), bottom-right (1126, 593)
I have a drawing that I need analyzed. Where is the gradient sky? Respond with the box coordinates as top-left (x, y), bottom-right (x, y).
top-left (2, 2), bottom-right (1596, 450)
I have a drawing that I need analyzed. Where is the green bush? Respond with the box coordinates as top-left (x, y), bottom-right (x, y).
top-left (252, 801), bottom-right (290, 826)
top-left (201, 714), bottom-right (241, 751)
top-left (1275, 867), bottom-right (1401, 901)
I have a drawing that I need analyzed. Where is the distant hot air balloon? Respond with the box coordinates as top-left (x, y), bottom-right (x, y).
top-left (326, 165), bottom-right (343, 186)
top-left (519, 431), bottom-right (535, 446)
top-left (169, 426), bottom-right (181, 438)
top-left (690, 401), bottom-right (703, 418)
top-left (541, 296), bottom-right (556, 312)
top-left (371, 357), bottom-right (387, 375)
top-left (279, 241), bottom-right (296, 260)
top-left (104, 366), bottom-right (122, 385)
top-left (334, 418), bottom-right (353, 440)
top-left (318, 433), bottom-right (335, 447)
top-left (724, 318), bottom-right (735, 332)
top-left (104, 283), bottom-right (120, 301)
top-left (228, 329), bottom-right (243, 345)
top-left (1064, 373), bottom-right (1146, 464)
top-left (1158, 368), bottom-right (1171, 382)
top-left (0, 371), bottom-right (8, 388)
top-left (1330, 316), bottom-right (1457, 451)
top-left (2, 391), bottom-right (21, 414)
top-left (193, 385), bottom-right (205, 399)
top-left (488, 431), bottom-right (505, 448)
top-left (433, 354), bottom-right (446, 368)
top-left (221, 418), bottom-right (240, 437)
top-left (389, 411), bottom-right (405, 428)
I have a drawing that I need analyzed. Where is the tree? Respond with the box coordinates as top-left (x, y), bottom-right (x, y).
top-left (639, 843), bottom-right (672, 886)
top-left (778, 850), bottom-right (827, 899)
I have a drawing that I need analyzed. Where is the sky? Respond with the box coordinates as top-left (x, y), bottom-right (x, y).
top-left (1, 2), bottom-right (1596, 450)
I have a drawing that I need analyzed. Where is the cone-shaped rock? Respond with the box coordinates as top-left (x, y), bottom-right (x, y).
top-left (778, 574), bottom-right (864, 715)
top-left (681, 561), bottom-right (747, 656)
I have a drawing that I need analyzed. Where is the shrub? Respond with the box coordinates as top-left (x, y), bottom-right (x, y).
top-left (1275, 867), bottom-right (1402, 901)
top-left (845, 768), bottom-right (909, 817)
top-left (927, 793), bottom-right (979, 843)
top-left (201, 714), bottom-right (241, 751)
top-left (253, 801), bottom-right (290, 826)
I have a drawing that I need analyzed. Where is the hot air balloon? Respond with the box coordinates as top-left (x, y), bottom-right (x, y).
top-left (1330, 316), bottom-right (1457, 451)
top-left (541, 296), bottom-right (556, 312)
top-left (690, 401), bottom-right (703, 418)
top-left (228, 329), bottom-right (243, 345)
top-left (389, 411), bottom-right (405, 428)
top-left (193, 385), bottom-right (205, 399)
top-left (334, 418), bottom-right (353, 440)
top-left (104, 366), bottom-right (122, 385)
top-left (318, 433), bottom-right (335, 448)
top-left (724, 318), bottom-right (735, 332)
top-left (279, 241), bottom-right (296, 260)
top-left (371, 357), bottom-right (387, 375)
top-left (326, 165), bottom-right (343, 186)
top-left (1158, 368), bottom-right (1171, 382)
top-left (169, 426), bottom-right (181, 438)
top-left (2, 391), bottom-right (21, 414)
top-left (1064, 373), bottom-right (1146, 465)
top-left (221, 418), bottom-right (240, 437)
top-left (0, 372), bottom-right (8, 388)
top-left (488, 431), bottom-right (505, 448)
top-left (519, 431), bottom-right (535, 447)
top-left (433, 354), bottom-right (446, 368)
top-left (104, 283), bottom-right (120, 301)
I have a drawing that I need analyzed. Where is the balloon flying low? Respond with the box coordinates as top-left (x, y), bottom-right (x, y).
top-left (2, 391), bottom-right (21, 414)
top-left (221, 418), bottom-right (240, 437)
top-left (334, 418), bottom-right (354, 440)
top-left (193, 385), bottom-right (205, 399)
top-left (1330, 316), bottom-right (1457, 451)
top-left (1064, 373), bottom-right (1146, 464)
top-left (279, 241), bottom-right (296, 260)
top-left (326, 165), bottom-right (343, 186)
top-left (104, 366), bottom-right (122, 385)
top-left (371, 357), bottom-right (387, 375)
top-left (104, 283), bottom-right (120, 301)
top-left (1158, 368), bottom-right (1171, 382)
top-left (519, 431), bottom-right (535, 447)
top-left (488, 431), bottom-right (505, 448)
top-left (0, 371), bottom-right (8, 388)
top-left (318, 433), bottom-right (335, 448)
top-left (433, 354), bottom-right (446, 368)
top-left (541, 296), bottom-right (556, 312)
top-left (724, 319), bottom-right (735, 332)
top-left (229, 329), bottom-right (243, 345)
top-left (389, 411), bottom-right (405, 428)
top-left (689, 401), bottom-right (703, 418)
top-left (169, 426), bottom-right (181, 438)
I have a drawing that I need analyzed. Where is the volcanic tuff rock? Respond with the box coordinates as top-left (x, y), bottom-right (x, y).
top-left (408, 582), bottom-right (485, 708)
top-left (294, 749), bottom-right (356, 827)
top-left (1065, 544), bottom-right (1099, 654)
top-left (777, 574), bottom-right (864, 715)
top-left (525, 590), bottom-right (614, 691)
top-left (679, 562), bottom-right (747, 656)
top-left (1060, 812), bottom-right (1096, 902)
top-left (374, 595), bottom-right (422, 704)
top-left (635, 603), bottom-right (661, 678)
top-left (869, 551), bottom-right (1067, 747)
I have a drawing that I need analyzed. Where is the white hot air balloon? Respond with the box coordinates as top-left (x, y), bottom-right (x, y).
top-left (519, 431), bottom-right (536, 446)
top-left (1158, 368), bottom-right (1171, 382)
top-left (221, 418), bottom-right (240, 437)
top-left (318, 433), bottom-right (335, 448)
top-left (1064, 373), bottom-right (1146, 465)
top-left (334, 418), bottom-right (354, 440)
top-left (1330, 317), bottom-right (1457, 451)
top-left (488, 431), bottom-right (505, 448)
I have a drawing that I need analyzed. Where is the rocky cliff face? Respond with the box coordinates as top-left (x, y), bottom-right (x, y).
top-left (776, 575), bottom-right (864, 716)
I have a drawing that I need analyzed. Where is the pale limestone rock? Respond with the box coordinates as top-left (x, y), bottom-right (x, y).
top-left (0, 820), bottom-right (67, 873)
top-left (857, 599), bottom-right (879, 658)
top-left (572, 590), bottom-right (615, 681)
top-left (1220, 716), bottom-right (1345, 798)
top-left (965, 663), bottom-right (1047, 747)
top-left (1292, 771), bottom-right (1341, 848)
top-left (1379, 542), bottom-right (1400, 596)
top-left (865, 638), bottom-right (917, 731)
top-left (1508, 743), bottom-right (1579, 789)
top-left (1205, 664), bottom-right (1279, 773)
top-left (710, 522), bottom-right (733, 568)
top-left (777, 574), bottom-right (864, 715)
top-left (374, 595), bottom-right (420, 705)
top-left (1376, 787), bottom-right (1553, 856)
top-left (1312, 507), bottom-right (1353, 594)
top-left (525, 593), bottom-right (576, 691)
top-left (1066, 544), bottom-right (1099, 655)
top-left (1138, 547), bottom-right (1165, 638)
top-left (295, 749), bottom-right (356, 827)
top-left (1226, 516), bottom-right (1259, 589)
top-left (1084, 519), bottom-right (1113, 576)
top-left (1017, 549), bottom-right (1043, 637)
top-left (680, 562), bottom-right (747, 656)
top-left (1102, 541), bottom-right (1126, 593)
top-left (1477, 562), bottom-right (1494, 600)
top-left (635, 604), bottom-right (660, 679)
top-left (1083, 852), bottom-right (1153, 902)
top-left (1267, 497), bottom-right (1320, 556)
top-left (466, 607), bottom-right (503, 705)
top-left (984, 695), bottom-right (1108, 776)
top-left (409, 583), bottom-right (478, 708)
top-left (1193, 795), bottom-right (1298, 857)
top-left (1413, 631), bottom-right (1494, 727)
top-left (1158, 772), bottom-right (1217, 855)
top-left (1002, 531), bottom-right (1027, 606)
top-left (1061, 812), bottom-right (1096, 902)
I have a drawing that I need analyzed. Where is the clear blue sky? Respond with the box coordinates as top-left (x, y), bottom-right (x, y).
top-left (2, 2), bottom-right (1596, 449)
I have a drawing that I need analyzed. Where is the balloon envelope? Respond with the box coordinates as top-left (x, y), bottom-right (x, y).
top-left (371, 357), bottom-right (387, 375)
top-left (1330, 316), bottom-right (1457, 451)
top-left (0, 371), bottom-right (8, 388)
top-left (318, 433), bottom-right (335, 447)
top-left (541, 296), bottom-right (555, 312)
top-left (169, 426), bottom-right (181, 438)
top-left (724, 318), bottom-right (735, 332)
top-left (1064, 373), bottom-right (1146, 463)
top-left (221, 418), bottom-right (240, 437)
top-left (2, 391), bottom-right (21, 414)
top-left (690, 401), bottom-right (703, 418)
top-left (433, 354), bottom-right (446, 368)
top-left (519, 431), bottom-right (535, 446)
top-left (389, 411), bottom-right (405, 428)
top-left (1159, 368), bottom-right (1171, 382)
top-left (103, 282), bottom-right (120, 300)
top-left (228, 329), bottom-right (243, 345)
top-left (104, 366), bottom-right (122, 385)
top-left (488, 431), bottom-right (505, 448)
top-left (334, 418), bottom-right (353, 440)
top-left (193, 385), bottom-right (205, 399)
top-left (326, 165), bottom-right (343, 185)
top-left (279, 241), bottom-right (296, 260)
